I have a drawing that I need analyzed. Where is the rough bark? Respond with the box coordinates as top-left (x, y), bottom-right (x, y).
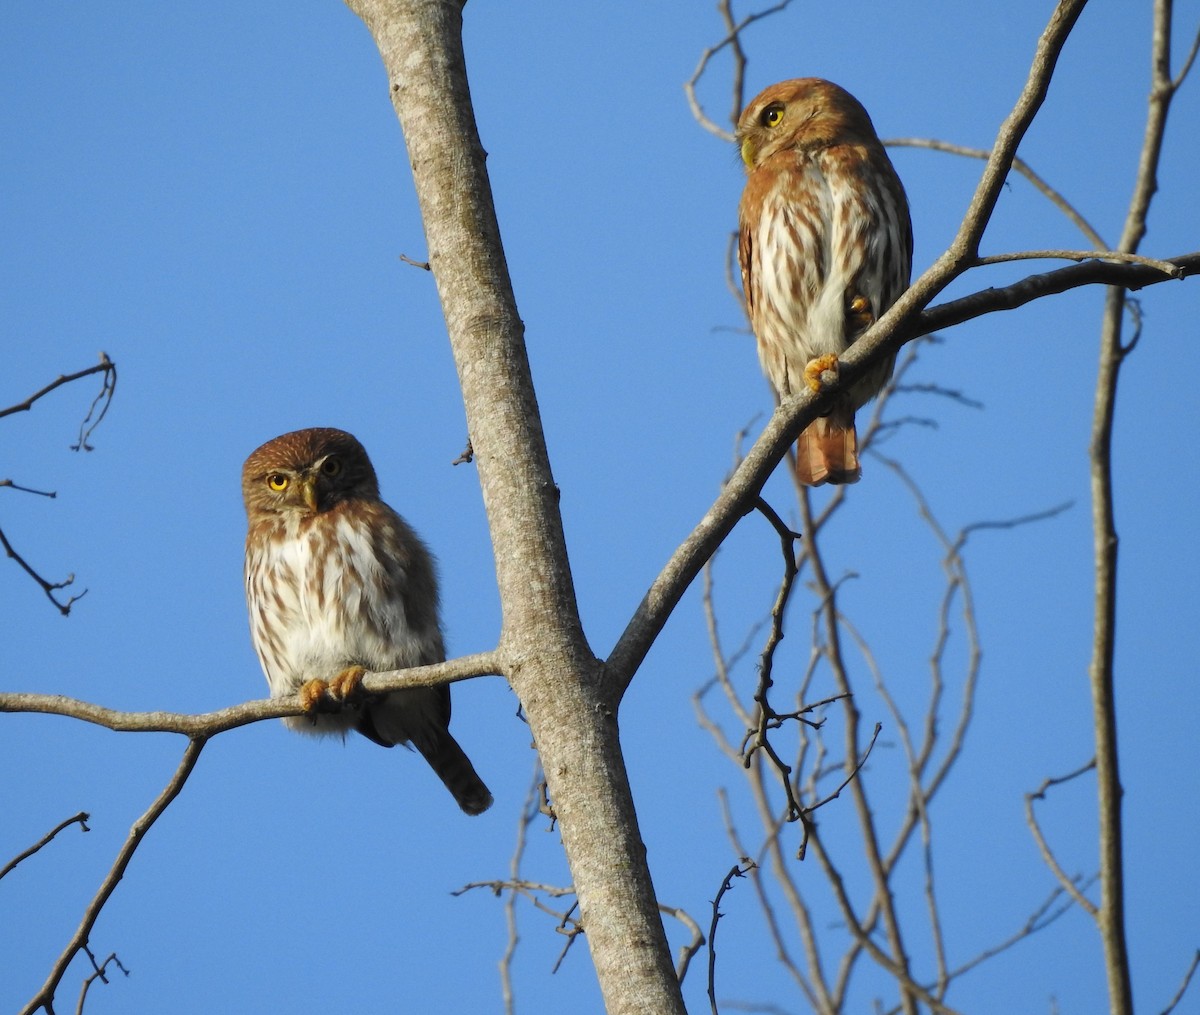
top-left (342, 2), bottom-right (685, 1012)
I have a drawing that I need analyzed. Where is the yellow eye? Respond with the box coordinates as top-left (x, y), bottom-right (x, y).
top-left (762, 104), bottom-right (784, 128)
top-left (267, 473), bottom-right (289, 492)
top-left (320, 457), bottom-right (342, 477)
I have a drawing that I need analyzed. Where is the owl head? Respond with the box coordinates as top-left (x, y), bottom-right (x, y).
top-left (241, 427), bottom-right (380, 519)
top-left (736, 77), bottom-right (880, 170)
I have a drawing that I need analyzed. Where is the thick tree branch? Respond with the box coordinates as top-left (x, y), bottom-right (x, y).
top-left (342, 1), bottom-right (684, 1011)
top-left (605, 247), bottom-right (1195, 698)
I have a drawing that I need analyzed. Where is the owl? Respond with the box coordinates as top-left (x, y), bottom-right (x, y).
top-left (242, 427), bottom-right (492, 815)
top-left (737, 78), bottom-right (912, 485)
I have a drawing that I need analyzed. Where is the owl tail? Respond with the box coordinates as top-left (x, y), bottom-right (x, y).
top-left (360, 693), bottom-right (494, 815)
top-left (795, 405), bottom-right (861, 486)
top-left (414, 729), bottom-right (495, 816)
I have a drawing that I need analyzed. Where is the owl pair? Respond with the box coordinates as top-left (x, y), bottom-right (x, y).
top-left (241, 79), bottom-right (908, 814)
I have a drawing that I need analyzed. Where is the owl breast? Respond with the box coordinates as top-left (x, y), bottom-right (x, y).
top-left (245, 509), bottom-right (423, 730)
top-left (746, 147), bottom-right (905, 404)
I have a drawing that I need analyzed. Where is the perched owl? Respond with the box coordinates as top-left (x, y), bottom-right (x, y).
top-left (242, 427), bottom-right (492, 815)
top-left (737, 78), bottom-right (912, 485)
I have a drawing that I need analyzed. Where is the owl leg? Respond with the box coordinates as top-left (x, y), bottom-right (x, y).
top-left (803, 354), bottom-right (841, 393)
top-left (297, 666), bottom-right (367, 713)
top-left (846, 292), bottom-right (875, 336)
top-left (328, 665), bottom-right (368, 703)
top-left (298, 678), bottom-right (331, 712)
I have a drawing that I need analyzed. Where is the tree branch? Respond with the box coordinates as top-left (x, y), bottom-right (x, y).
top-left (0, 653), bottom-right (501, 735)
top-left (342, 2), bottom-right (684, 1011)
top-left (1087, 4), bottom-right (1185, 1011)
top-left (605, 228), bottom-right (1193, 699)
top-left (0, 812), bottom-right (90, 882)
top-left (21, 739), bottom-right (204, 1015)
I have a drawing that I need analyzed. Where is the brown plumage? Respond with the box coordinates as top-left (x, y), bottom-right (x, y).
top-left (736, 78), bottom-right (912, 485)
top-left (242, 427), bottom-right (492, 815)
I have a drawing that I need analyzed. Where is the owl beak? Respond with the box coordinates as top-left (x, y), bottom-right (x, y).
top-left (740, 138), bottom-right (756, 169)
top-left (299, 476), bottom-right (319, 512)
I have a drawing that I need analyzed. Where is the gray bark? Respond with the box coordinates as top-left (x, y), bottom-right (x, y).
top-left (342, 2), bottom-right (685, 1012)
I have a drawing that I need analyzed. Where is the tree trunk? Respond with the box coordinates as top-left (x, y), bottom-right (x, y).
top-left (343, 2), bottom-right (685, 1012)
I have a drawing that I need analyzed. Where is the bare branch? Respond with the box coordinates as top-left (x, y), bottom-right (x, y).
top-left (0, 525), bottom-right (87, 616)
top-left (1085, 4), bottom-right (1189, 1010)
top-left (0, 812), bottom-right (90, 882)
top-left (21, 739), bottom-right (205, 1015)
top-left (0, 354), bottom-right (116, 433)
top-left (946, 877), bottom-right (1097, 984)
top-left (0, 480), bottom-right (58, 498)
top-left (972, 249), bottom-right (1181, 276)
top-left (1025, 761), bottom-right (1100, 917)
top-left (1160, 950), bottom-right (1200, 1015)
top-left (605, 245), bottom-right (1195, 699)
top-left (684, 1), bottom-right (797, 142)
top-left (0, 651), bottom-right (504, 735)
top-left (707, 861), bottom-right (756, 1015)
top-left (658, 904), bottom-right (705, 984)
top-left (74, 950), bottom-right (129, 1015)
top-left (883, 138), bottom-right (1106, 247)
top-left (2, 354), bottom-right (118, 612)
top-left (499, 763), bottom-right (543, 1014)
top-left (799, 487), bottom-right (919, 1014)
top-left (1172, 19), bottom-right (1200, 88)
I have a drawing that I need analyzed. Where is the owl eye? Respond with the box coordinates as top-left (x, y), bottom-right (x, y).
top-left (761, 104), bottom-right (785, 128)
top-left (267, 473), bottom-right (289, 492)
top-left (320, 457), bottom-right (342, 477)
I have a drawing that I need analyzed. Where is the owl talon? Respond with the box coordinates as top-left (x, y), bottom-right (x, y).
top-left (328, 665), bottom-right (368, 703)
top-left (298, 678), bottom-right (330, 713)
top-left (804, 354), bottom-right (841, 393)
top-left (847, 293), bottom-right (874, 335)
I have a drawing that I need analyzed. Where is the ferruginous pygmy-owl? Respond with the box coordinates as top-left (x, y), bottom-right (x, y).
top-left (242, 427), bottom-right (492, 815)
top-left (737, 78), bottom-right (912, 485)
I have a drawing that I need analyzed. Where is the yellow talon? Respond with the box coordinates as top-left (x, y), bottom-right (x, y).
top-left (804, 354), bottom-right (841, 393)
top-left (298, 678), bottom-right (330, 713)
top-left (328, 665), bottom-right (367, 702)
top-left (846, 292), bottom-right (875, 336)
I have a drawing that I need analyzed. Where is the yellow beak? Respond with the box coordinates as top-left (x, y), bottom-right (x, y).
top-left (740, 138), bottom-right (756, 169)
top-left (299, 476), bottom-right (318, 511)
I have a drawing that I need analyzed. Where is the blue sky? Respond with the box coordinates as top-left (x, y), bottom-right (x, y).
top-left (3, 2), bottom-right (1198, 1013)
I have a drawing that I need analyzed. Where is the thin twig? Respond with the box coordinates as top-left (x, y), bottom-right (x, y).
top-left (707, 861), bottom-right (756, 1015)
top-left (549, 901), bottom-right (583, 974)
top-left (883, 138), bottom-right (1106, 247)
top-left (744, 498), bottom-right (805, 820)
top-left (74, 951), bottom-right (129, 1015)
top-left (684, 0), bottom-right (797, 142)
top-left (22, 739), bottom-right (205, 1015)
top-left (0, 480), bottom-right (58, 498)
top-left (658, 904), bottom-right (705, 984)
top-left (499, 762), bottom-right (544, 1014)
top-left (1025, 761), bottom-right (1101, 917)
top-left (1160, 950), bottom-right (1200, 1015)
top-left (0, 525), bottom-right (87, 616)
top-left (0, 354), bottom-right (116, 428)
top-left (973, 249), bottom-right (1180, 276)
top-left (941, 877), bottom-right (1097, 986)
top-left (0, 812), bottom-right (90, 881)
top-left (799, 486), bottom-right (919, 1015)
